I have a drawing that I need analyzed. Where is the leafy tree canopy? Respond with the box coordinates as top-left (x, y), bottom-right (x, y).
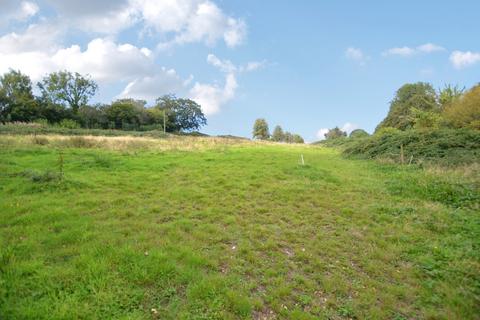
top-left (253, 118), bottom-right (270, 140)
top-left (443, 85), bottom-right (480, 130)
top-left (438, 84), bottom-right (464, 110)
top-left (38, 71), bottom-right (98, 113)
top-left (325, 127), bottom-right (347, 140)
top-left (376, 82), bottom-right (438, 131)
top-left (0, 70), bottom-right (38, 122)
top-left (155, 95), bottom-right (207, 132)
top-left (349, 129), bottom-right (369, 138)
top-left (272, 125), bottom-right (285, 142)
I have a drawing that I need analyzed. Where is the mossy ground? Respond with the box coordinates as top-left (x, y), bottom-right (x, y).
top-left (1, 135), bottom-right (478, 319)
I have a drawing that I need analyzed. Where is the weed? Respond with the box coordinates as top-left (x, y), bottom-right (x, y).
top-left (21, 169), bottom-right (63, 183)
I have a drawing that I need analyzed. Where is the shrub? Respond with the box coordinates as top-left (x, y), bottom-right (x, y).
top-left (343, 128), bottom-right (480, 166)
top-left (349, 129), bottom-right (369, 138)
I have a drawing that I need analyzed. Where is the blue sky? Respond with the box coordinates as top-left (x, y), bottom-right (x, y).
top-left (1, 0), bottom-right (479, 141)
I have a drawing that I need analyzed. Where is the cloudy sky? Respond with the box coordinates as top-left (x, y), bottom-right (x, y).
top-left (1, 1), bottom-right (479, 140)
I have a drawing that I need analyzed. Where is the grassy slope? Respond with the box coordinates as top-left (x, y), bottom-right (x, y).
top-left (0, 136), bottom-right (479, 319)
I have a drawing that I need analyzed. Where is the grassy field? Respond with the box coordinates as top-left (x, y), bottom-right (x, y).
top-left (1, 134), bottom-right (479, 319)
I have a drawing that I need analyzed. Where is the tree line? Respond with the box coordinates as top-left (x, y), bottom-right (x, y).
top-left (0, 70), bottom-right (207, 132)
top-left (321, 82), bottom-right (479, 140)
top-left (252, 118), bottom-right (304, 143)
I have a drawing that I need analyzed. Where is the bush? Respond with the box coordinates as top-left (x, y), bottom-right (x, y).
top-left (349, 129), bottom-right (369, 138)
top-left (343, 128), bottom-right (480, 166)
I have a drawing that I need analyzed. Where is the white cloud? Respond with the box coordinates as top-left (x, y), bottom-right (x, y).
top-left (207, 53), bottom-right (265, 73)
top-left (383, 43), bottom-right (445, 57)
top-left (189, 54), bottom-right (264, 114)
top-left (383, 46), bottom-right (416, 57)
top-left (0, 0), bottom-right (39, 25)
top-left (417, 43), bottom-right (445, 53)
top-left (207, 54), bottom-right (237, 73)
top-left (43, 0), bottom-right (246, 48)
top-left (345, 47), bottom-right (368, 65)
top-left (450, 50), bottom-right (480, 69)
top-left (316, 128), bottom-right (329, 140)
top-left (0, 23), bottom-right (62, 54)
top-left (118, 69), bottom-right (190, 101)
top-left (244, 61), bottom-right (264, 72)
top-left (51, 39), bottom-right (155, 83)
top-left (0, 26), bottom-right (156, 83)
top-left (190, 73), bottom-right (237, 115)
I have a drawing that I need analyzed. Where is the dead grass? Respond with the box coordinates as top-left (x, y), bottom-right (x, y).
top-left (0, 134), bottom-right (284, 152)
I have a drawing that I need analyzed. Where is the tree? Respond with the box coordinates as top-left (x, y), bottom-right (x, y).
top-left (272, 125), bottom-right (285, 142)
top-left (325, 127), bottom-right (347, 140)
top-left (292, 134), bottom-right (304, 144)
top-left (105, 100), bottom-right (140, 129)
top-left (78, 104), bottom-right (108, 129)
top-left (438, 84), bottom-right (464, 110)
top-left (0, 70), bottom-right (38, 122)
top-left (252, 118), bottom-right (270, 140)
top-left (349, 129), bottom-right (369, 138)
top-left (376, 82), bottom-right (439, 131)
top-left (410, 107), bottom-right (442, 129)
top-left (284, 131), bottom-right (293, 143)
top-left (38, 71), bottom-right (98, 114)
top-left (443, 85), bottom-right (480, 129)
top-left (155, 95), bottom-right (206, 132)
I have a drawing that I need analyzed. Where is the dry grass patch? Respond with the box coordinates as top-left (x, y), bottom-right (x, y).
top-left (0, 134), bottom-right (276, 152)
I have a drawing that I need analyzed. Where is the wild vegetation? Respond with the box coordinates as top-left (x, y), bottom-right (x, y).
top-left (317, 82), bottom-right (480, 166)
top-left (0, 68), bottom-right (479, 319)
top-left (253, 118), bottom-right (304, 143)
top-left (1, 134), bottom-right (479, 319)
top-left (0, 70), bottom-right (206, 133)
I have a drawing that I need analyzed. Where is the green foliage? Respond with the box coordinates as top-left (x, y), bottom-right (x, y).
top-left (57, 119), bottom-right (81, 129)
top-left (77, 104), bottom-right (108, 129)
top-left (284, 131), bottom-right (293, 143)
top-left (155, 95), bottom-right (206, 132)
top-left (252, 118), bottom-right (269, 140)
top-left (409, 107), bottom-right (442, 129)
top-left (292, 134), bottom-right (304, 144)
top-left (0, 71), bottom-right (208, 134)
top-left (37, 71), bottom-right (98, 113)
top-left (0, 70), bottom-right (38, 123)
top-left (343, 128), bottom-right (480, 166)
top-left (377, 82), bottom-right (439, 131)
top-left (271, 125), bottom-right (304, 144)
top-left (272, 125), bottom-right (285, 142)
top-left (349, 129), bottom-right (369, 138)
top-left (105, 99), bottom-right (144, 130)
top-left (325, 127), bottom-right (347, 140)
top-left (438, 84), bottom-right (464, 110)
top-left (443, 85), bottom-right (480, 130)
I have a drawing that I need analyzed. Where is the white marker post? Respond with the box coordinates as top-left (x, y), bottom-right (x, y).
top-left (300, 154), bottom-right (305, 166)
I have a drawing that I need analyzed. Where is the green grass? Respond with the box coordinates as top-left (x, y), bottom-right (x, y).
top-left (1, 135), bottom-right (479, 319)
